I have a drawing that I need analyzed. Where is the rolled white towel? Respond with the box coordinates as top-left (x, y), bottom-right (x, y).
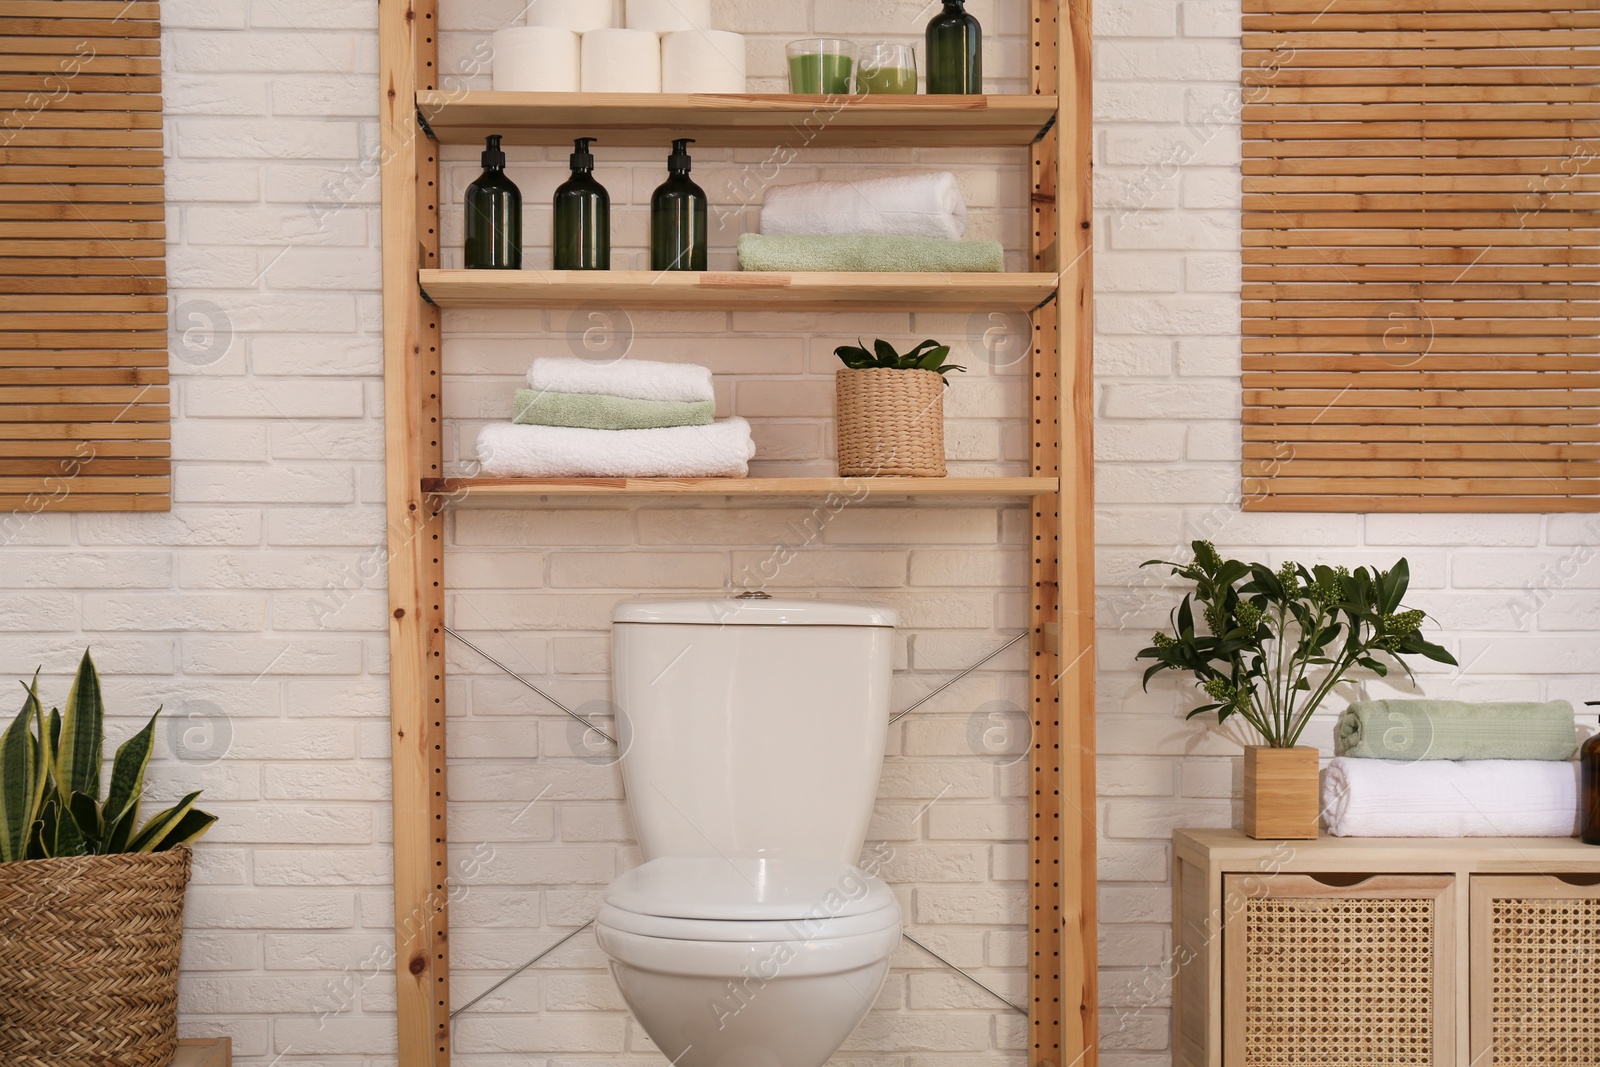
top-left (1323, 756), bottom-right (1578, 838)
top-left (760, 172), bottom-right (970, 241)
top-left (528, 357), bottom-right (714, 404)
top-left (476, 418), bottom-right (754, 478)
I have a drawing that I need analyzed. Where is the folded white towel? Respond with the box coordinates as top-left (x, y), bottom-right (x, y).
top-left (528, 357), bottom-right (715, 404)
top-left (1323, 756), bottom-right (1578, 838)
top-left (759, 172), bottom-right (969, 241)
top-left (476, 418), bottom-right (755, 478)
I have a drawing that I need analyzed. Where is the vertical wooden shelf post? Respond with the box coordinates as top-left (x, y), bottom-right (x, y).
top-left (380, 0), bottom-right (450, 1063)
top-left (1029, 2), bottom-right (1096, 1064)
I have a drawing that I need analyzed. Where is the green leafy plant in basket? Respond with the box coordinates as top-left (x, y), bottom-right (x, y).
top-left (0, 649), bottom-right (217, 862)
top-left (834, 338), bottom-right (967, 384)
top-left (1136, 541), bottom-right (1458, 749)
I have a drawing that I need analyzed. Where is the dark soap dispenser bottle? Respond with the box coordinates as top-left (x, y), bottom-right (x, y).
top-left (651, 138), bottom-right (707, 272)
top-left (1583, 702), bottom-right (1600, 844)
top-left (926, 0), bottom-right (983, 95)
top-left (464, 135), bottom-right (522, 270)
top-left (553, 137), bottom-right (610, 271)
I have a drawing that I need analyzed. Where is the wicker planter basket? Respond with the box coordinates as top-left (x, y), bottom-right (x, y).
top-left (0, 848), bottom-right (192, 1067)
top-left (835, 368), bottom-right (947, 477)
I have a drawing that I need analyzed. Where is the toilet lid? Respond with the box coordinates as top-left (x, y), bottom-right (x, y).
top-left (602, 856), bottom-right (898, 922)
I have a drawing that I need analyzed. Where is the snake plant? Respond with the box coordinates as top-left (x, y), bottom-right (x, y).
top-left (0, 650), bottom-right (217, 862)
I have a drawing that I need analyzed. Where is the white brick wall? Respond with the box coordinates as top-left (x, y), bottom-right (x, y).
top-left (1095, 1), bottom-right (1600, 1063)
top-left (1, 1), bottom-right (1590, 1064)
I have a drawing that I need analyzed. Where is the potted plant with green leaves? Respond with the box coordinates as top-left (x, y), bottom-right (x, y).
top-left (1137, 542), bottom-right (1456, 839)
top-left (834, 338), bottom-right (966, 478)
top-left (0, 650), bottom-right (218, 1067)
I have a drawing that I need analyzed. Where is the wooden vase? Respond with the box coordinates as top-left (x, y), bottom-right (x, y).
top-left (1243, 746), bottom-right (1321, 840)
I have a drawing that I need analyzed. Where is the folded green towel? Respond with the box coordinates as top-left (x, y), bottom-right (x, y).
top-left (1335, 699), bottom-right (1578, 761)
top-left (513, 389), bottom-right (715, 431)
top-left (738, 233), bottom-right (1006, 273)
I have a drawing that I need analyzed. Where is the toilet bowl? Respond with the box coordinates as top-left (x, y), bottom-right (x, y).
top-left (600, 598), bottom-right (900, 1067)
top-left (596, 856), bottom-right (902, 1067)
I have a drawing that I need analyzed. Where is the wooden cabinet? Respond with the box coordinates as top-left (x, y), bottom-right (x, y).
top-left (1175, 830), bottom-right (1600, 1067)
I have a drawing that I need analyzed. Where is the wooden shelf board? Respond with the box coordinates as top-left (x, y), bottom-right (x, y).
top-left (175, 1038), bottom-right (231, 1067)
top-left (420, 269), bottom-right (1056, 311)
top-left (417, 91), bottom-right (1057, 148)
top-left (424, 476), bottom-right (1059, 503)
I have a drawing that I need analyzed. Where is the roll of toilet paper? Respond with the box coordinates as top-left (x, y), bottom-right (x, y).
top-left (527, 0), bottom-right (616, 32)
top-left (661, 30), bottom-right (746, 94)
top-left (581, 28), bottom-right (662, 93)
top-left (626, 0), bottom-right (712, 33)
top-left (491, 27), bottom-right (581, 92)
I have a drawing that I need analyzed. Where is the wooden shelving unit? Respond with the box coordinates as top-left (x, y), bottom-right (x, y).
top-left (418, 90), bottom-right (1058, 147)
top-left (379, 3), bottom-right (1094, 1065)
top-left (421, 268), bottom-right (1058, 312)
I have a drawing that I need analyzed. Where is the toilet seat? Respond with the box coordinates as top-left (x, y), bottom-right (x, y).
top-left (597, 901), bottom-right (901, 943)
top-left (602, 856), bottom-right (898, 924)
top-left (597, 856), bottom-right (903, 973)
top-left (596, 924), bottom-right (903, 978)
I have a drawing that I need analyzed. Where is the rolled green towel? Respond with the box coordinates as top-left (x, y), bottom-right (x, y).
top-left (513, 389), bottom-right (715, 431)
top-left (738, 233), bottom-right (1005, 273)
top-left (1335, 699), bottom-right (1578, 761)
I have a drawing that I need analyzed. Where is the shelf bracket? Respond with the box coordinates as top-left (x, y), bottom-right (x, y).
top-left (419, 283), bottom-right (437, 306)
top-left (1034, 290), bottom-right (1059, 311)
top-left (416, 107), bottom-right (437, 141)
top-left (1032, 112), bottom-right (1058, 144)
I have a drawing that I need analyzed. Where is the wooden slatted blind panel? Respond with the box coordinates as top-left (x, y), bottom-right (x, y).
top-left (0, 0), bottom-right (169, 514)
top-left (1241, 0), bottom-right (1600, 513)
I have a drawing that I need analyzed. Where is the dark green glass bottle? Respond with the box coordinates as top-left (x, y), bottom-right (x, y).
top-left (553, 137), bottom-right (610, 271)
top-left (1583, 705), bottom-right (1600, 845)
top-left (650, 139), bottom-right (707, 272)
top-left (464, 135), bottom-right (522, 270)
top-left (926, 0), bottom-right (983, 95)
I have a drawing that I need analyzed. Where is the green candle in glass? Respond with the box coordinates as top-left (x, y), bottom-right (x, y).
top-left (787, 39), bottom-right (855, 94)
top-left (856, 42), bottom-right (918, 95)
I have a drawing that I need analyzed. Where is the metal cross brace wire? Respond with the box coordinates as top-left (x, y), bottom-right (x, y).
top-left (888, 630), bottom-right (1030, 725)
top-left (902, 932), bottom-right (1028, 1015)
top-left (448, 626), bottom-right (1030, 742)
top-left (451, 919), bottom-right (595, 1018)
top-left (444, 625), bottom-right (617, 745)
top-left (450, 918), bottom-right (1026, 1022)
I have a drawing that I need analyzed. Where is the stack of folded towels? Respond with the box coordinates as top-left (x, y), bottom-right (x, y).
top-left (475, 357), bottom-right (755, 478)
top-left (1323, 699), bottom-right (1580, 838)
top-left (738, 171), bottom-right (1006, 274)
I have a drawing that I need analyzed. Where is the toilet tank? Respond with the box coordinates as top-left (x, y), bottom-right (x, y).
top-left (612, 598), bottom-right (896, 865)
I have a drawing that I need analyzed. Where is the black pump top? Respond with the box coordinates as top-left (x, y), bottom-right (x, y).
top-left (481, 134), bottom-right (506, 169)
top-left (667, 138), bottom-right (695, 175)
top-left (571, 137), bottom-right (598, 171)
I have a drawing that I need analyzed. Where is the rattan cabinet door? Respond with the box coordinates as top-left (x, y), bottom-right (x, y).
top-left (1223, 874), bottom-right (1455, 1067)
top-left (1470, 875), bottom-right (1600, 1065)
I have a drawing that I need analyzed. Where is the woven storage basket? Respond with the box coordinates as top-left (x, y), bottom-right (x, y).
top-left (835, 368), bottom-right (947, 478)
top-left (0, 847), bottom-right (192, 1067)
